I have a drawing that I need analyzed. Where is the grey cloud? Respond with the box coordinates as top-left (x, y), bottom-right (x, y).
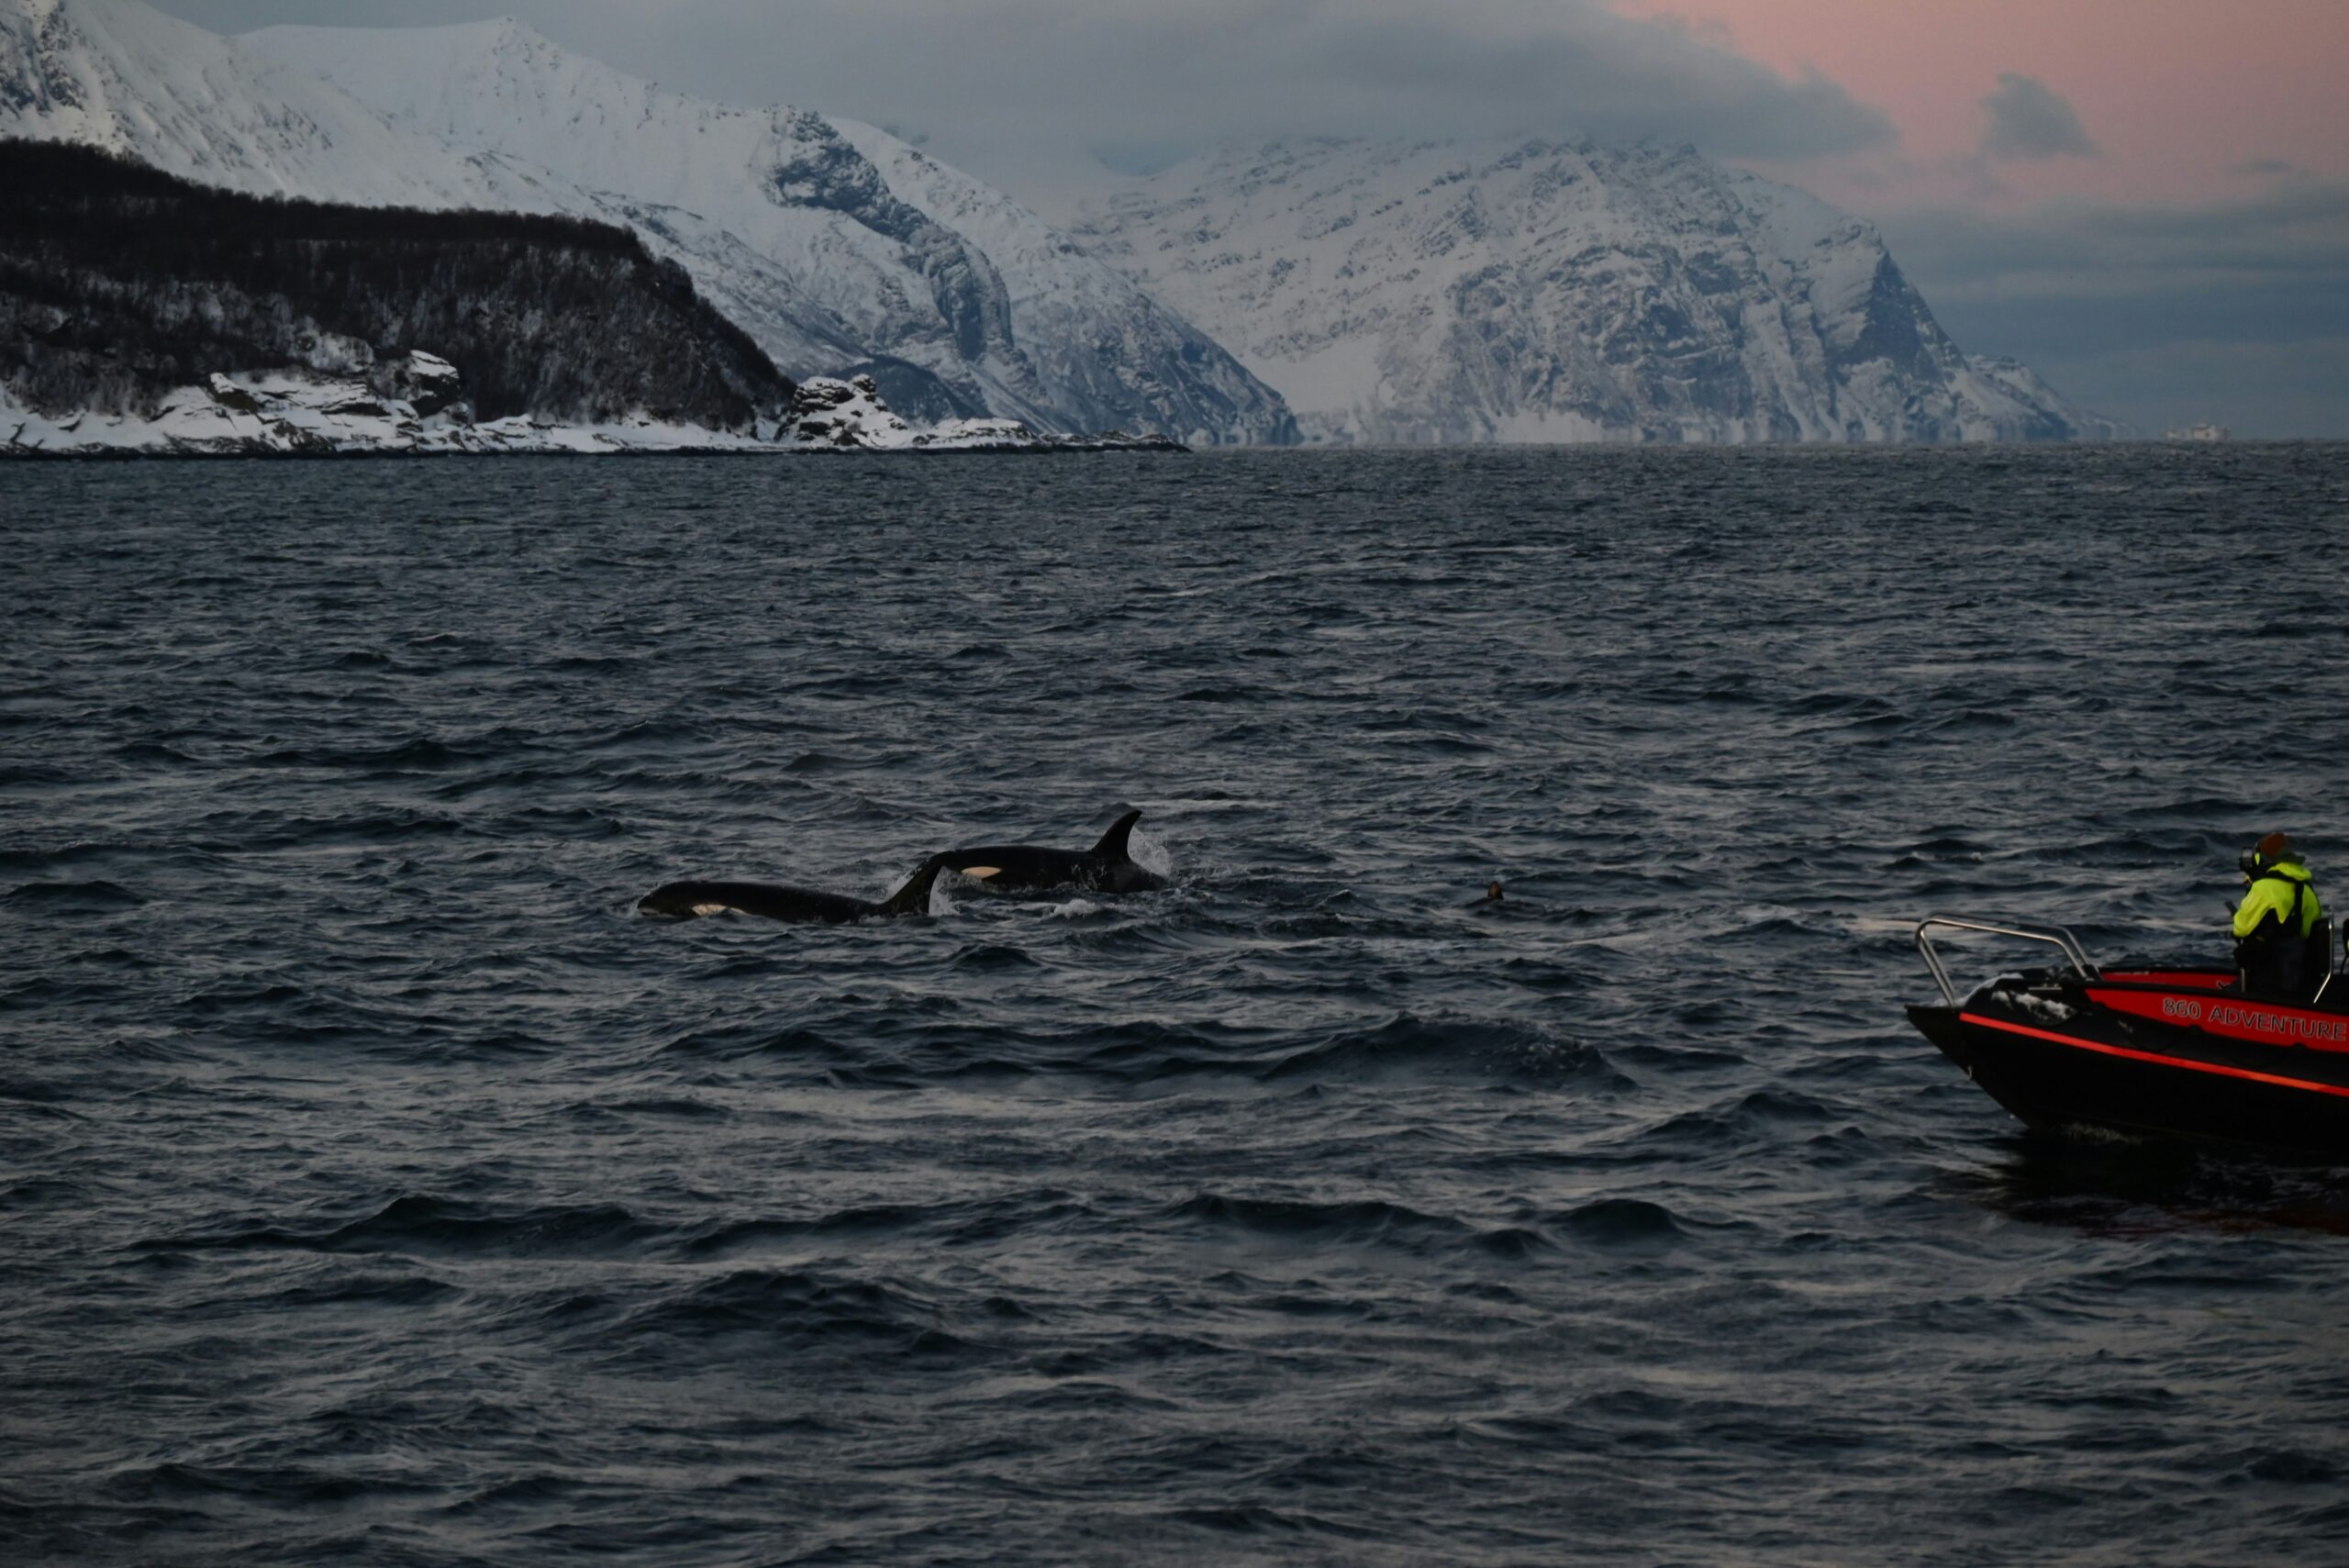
top-left (1249, 5), bottom-right (1897, 158)
top-left (1882, 183), bottom-right (2349, 435)
top-left (1885, 181), bottom-right (2349, 298)
top-left (1978, 72), bottom-right (2098, 161)
top-left (1993, 337), bottom-right (2348, 441)
top-left (156, 0), bottom-right (1898, 195)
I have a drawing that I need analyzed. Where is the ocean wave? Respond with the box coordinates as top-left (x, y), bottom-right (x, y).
top-left (134, 1195), bottom-right (671, 1259)
top-left (1167, 1192), bottom-right (1466, 1251)
top-left (1261, 1014), bottom-right (1625, 1087)
top-left (1552, 1196), bottom-right (1687, 1250)
top-left (4, 880), bottom-right (144, 910)
top-left (604, 1268), bottom-right (990, 1363)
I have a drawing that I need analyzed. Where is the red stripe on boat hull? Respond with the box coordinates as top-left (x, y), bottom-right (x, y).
top-left (1957, 1013), bottom-right (2349, 1099)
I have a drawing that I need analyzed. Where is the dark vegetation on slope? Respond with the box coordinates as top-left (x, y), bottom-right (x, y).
top-left (0, 139), bottom-right (796, 425)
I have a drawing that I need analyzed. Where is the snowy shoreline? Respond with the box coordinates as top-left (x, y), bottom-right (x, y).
top-left (0, 442), bottom-right (1191, 461)
top-left (2, 368), bottom-right (1186, 459)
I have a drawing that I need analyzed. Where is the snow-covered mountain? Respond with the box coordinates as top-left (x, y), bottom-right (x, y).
top-left (240, 18), bottom-right (1291, 444)
top-left (1076, 139), bottom-right (2120, 444)
top-left (0, 0), bottom-right (1293, 442)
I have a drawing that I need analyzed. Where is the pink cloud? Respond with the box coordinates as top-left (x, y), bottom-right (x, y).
top-left (1615, 0), bottom-right (2349, 205)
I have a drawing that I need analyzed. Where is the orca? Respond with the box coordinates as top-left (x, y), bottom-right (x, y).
top-left (637, 855), bottom-right (946, 925)
top-left (936, 809), bottom-right (1167, 895)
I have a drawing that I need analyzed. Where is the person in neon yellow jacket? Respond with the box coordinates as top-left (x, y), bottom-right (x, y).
top-left (2232, 832), bottom-right (2329, 1000)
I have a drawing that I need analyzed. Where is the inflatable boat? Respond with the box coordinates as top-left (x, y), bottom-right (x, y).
top-left (1908, 917), bottom-right (2349, 1161)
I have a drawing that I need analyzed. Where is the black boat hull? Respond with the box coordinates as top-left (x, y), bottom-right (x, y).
top-left (1909, 976), bottom-right (2349, 1162)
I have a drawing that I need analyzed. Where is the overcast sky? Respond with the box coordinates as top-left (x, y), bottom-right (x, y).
top-left (160, 0), bottom-right (2349, 436)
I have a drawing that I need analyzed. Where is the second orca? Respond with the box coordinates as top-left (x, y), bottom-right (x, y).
top-left (937, 809), bottom-right (1166, 895)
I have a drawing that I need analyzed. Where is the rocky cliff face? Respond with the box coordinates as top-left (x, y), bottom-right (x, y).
top-left (1076, 138), bottom-right (2120, 444)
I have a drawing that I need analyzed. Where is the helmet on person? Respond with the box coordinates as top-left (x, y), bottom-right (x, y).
top-left (2240, 831), bottom-right (2296, 879)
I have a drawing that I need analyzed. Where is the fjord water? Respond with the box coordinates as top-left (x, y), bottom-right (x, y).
top-left (6, 447), bottom-right (2348, 1566)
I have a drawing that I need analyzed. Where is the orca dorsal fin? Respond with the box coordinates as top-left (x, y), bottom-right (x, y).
top-left (878, 854), bottom-right (947, 917)
top-left (1089, 809), bottom-right (1143, 862)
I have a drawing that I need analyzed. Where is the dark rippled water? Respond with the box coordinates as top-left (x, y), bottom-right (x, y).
top-left (6, 446), bottom-right (2349, 1565)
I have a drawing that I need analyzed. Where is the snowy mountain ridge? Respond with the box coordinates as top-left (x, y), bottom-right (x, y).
top-left (0, 0), bottom-right (513, 206)
top-left (1076, 139), bottom-right (2121, 443)
top-left (1, 0), bottom-right (1292, 442)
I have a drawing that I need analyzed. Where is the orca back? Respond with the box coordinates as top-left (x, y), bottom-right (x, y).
top-left (938, 809), bottom-right (1163, 895)
top-left (637, 880), bottom-right (875, 925)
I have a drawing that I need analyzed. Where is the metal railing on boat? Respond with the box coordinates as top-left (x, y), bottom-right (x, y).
top-left (1915, 917), bottom-right (2099, 1007)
